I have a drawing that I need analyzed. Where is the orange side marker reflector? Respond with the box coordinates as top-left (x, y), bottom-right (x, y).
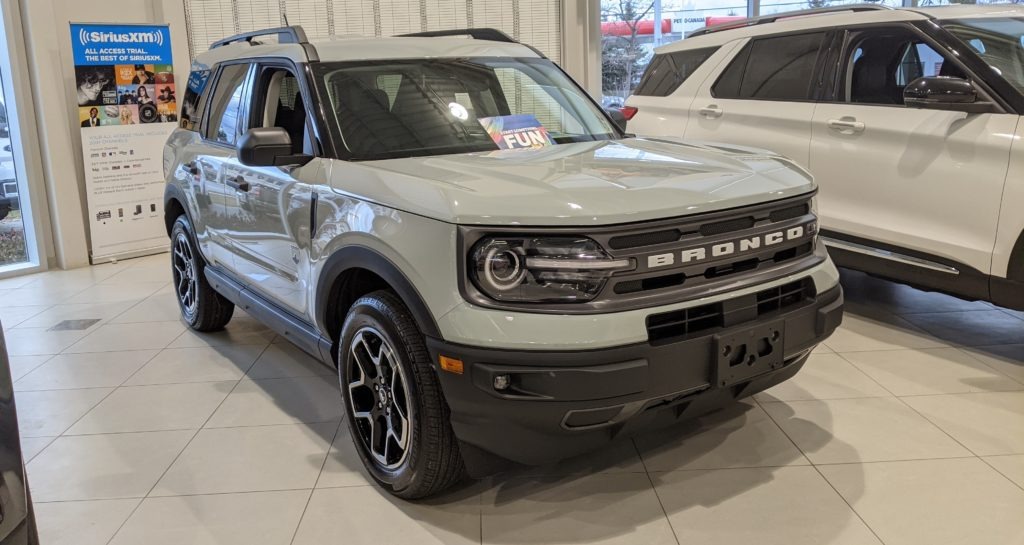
top-left (439, 356), bottom-right (464, 375)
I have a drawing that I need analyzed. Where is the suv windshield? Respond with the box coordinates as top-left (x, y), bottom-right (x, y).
top-left (943, 17), bottom-right (1024, 94)
top-left (312, 57), bottom-right (619, 160)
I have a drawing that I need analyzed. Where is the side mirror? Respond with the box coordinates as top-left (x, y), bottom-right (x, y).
top-left (605, 107), bottom-right (627, 132)
top-left (237, 127), bottom-right (313, 167)
top-left (904, 76), bottom-right (994, 114)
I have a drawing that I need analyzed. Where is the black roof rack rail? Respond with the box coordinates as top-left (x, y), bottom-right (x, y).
top-left (397, 27), bottom-right (548, 58)
top-left (210, 25), bottom-right (309, 49)
top-left (398, 28), bottom-right (517, 43)
top-left (688, 4), bottom-right (892, 37)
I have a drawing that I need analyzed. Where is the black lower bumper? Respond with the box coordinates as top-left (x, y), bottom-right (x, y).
top-left (428, 284), bottom-right (843, 472)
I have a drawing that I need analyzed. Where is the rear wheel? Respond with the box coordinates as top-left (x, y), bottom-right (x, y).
top-left (0, 205), bottom-right (9, 221)
top-left (338, 290), bottom-right (464, 499)
top-left (170, 215), bottom-right (234, 331)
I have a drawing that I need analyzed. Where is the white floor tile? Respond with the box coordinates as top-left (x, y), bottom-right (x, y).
top-left (109, 490), bottom-right (310, 545)
top-left (960, 344), bottom-right (1024, 385)
top-left (295, 486), bottom-right (481, 545)
top-left (245, 342), bottom-right (333, 379)
top-left (983, 454), bottom-right (1024, 489)
top-left (14, 350), bottom-right (157, 391)
top-left (653, 466), bottom-right (882, 545)
top-left (15, 388), bottom-right (112, 437)
top-left (65, 321), bottom-right (185, 353)
top-left (15, 301), bottom-right (134, 329)
top-left (842, 348), bottom-right (1023, 396)
top-left (316, 422), bottom-right (373, 488)
top-left (124, 344), bottom-right (264, 385)
top-left (821, 458), bottom-right (1024, 545)
top-left (27, 430), bottom-right (193, 501)
top-left (7, 355), bottom-right (51, 382)
top-left (761, 397), bottom-right (972, 464)
top-left (67, 381), bottom-right (235, 434)
top-left (63, 281), bottom-right (166, 305)
top-left (19, 436), bottom-right (55, 462)
top-left (205, 376), bottom-right (342, 428)
top-left (151, 423), bottom-right (335, 496)
top-left (481, 472), bottom-right (676, 545)
top-left (168, 315), bottom-right (275, 348)
top-left (824, 314), bottom-right (949, 353)
top-left (34, 499), bottom-right (141, 545)
top-left (902, 392), bottom-right (1024, 456)
top-left (755, 353), bottom-right (891, 402)
top-left (635, 401), bottom-right (808, 471)
top-left (1, 285), bottom-right (86, 307)
top-left (0, 304), bottom-right (48, 328)
top-left (4, 327), bottom-right (91, 356)
top-left (111, 294), bottom-right (184, 323)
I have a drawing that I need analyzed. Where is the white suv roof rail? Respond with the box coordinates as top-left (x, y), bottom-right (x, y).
top-left (398, 27), bottom-right (547, 58)
top-left (688, 4), bottom-right (892, 38)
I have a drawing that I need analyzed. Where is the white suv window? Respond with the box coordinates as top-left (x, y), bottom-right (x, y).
top-left (713, 32), bottom-right (826, 101)
top-left (845, 31), bottom-right (964, 105)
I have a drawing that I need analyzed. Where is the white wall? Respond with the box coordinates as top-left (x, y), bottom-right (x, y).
top-left (18, 0), bottom-right (190, 268)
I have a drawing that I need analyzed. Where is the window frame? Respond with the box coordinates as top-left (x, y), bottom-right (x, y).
top-left (200, 60), bottom-right (253, 149)
top-left (710, 30), bottom-right (833, 103)
top-left (246, 59), bottom-right (324, 157)
top-left (818, 21), bottom-right (1013, 114)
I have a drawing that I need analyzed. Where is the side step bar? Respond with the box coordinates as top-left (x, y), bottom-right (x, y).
top-left (821, 237), bottom-right (960, 275)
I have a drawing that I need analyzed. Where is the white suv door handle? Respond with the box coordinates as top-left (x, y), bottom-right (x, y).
top-left (827, 117), bottom-right (865, 133)
top-left (699, 105), bottom-right (723, 118)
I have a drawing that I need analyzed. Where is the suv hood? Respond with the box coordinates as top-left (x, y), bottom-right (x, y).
top-left (333, 137), bottom-right (815, 226)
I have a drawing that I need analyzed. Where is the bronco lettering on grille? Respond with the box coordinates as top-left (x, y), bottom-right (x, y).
top-left (644, 222), bottom-right (815, 270)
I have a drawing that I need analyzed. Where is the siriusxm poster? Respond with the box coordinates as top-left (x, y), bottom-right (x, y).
top-left (479, 115), bottom-right (555, 150)
top-left (71, 23), bottom-right (176, 262)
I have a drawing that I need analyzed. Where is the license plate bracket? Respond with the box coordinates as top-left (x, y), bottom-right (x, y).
top-left (714, 320), bottom-right (785, 388)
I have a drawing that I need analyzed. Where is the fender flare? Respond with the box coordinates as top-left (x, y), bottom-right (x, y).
top-left (315, 246), bottom-right (442, 340)
top-left (163, 183), bottom-right (191, 235)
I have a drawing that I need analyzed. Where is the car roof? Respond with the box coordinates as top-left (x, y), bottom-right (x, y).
top-left (191, 34), bottom-right (541, 69)
top-left (653, 5), bottom-right (1024, 52)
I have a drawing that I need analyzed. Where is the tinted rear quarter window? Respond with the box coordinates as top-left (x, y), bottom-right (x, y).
top-left (180, 69), bottom-right (211, 131)
top-left (635, 47), bottom-right (719, 96)
top-left (713, 33), bottom-right (826, 101)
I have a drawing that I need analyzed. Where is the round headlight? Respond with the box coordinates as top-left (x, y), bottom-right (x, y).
top-left (483, 245), bottom-right (526, 291)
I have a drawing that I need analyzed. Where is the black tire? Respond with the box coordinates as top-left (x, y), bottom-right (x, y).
top-left (338, 290), bottom-right (465, 499)
top-left (170, 215), bottom-right (234, 331)
top-left (0, 206), bottom-right (9, 221)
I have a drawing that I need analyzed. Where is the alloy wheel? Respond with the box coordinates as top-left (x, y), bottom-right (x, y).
top-left (172, 231), bottom-right (198, 316)
top-left (346, 326), bottom-right (412, 469)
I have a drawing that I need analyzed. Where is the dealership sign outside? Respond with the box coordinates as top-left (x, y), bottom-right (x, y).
top-left (70, 23), bottom-right (177, 263)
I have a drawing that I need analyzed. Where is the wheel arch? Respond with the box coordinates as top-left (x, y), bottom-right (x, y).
top-left (316, 246), bottom-right (442, 354)
top-left (163, 183), bottom-right (189, 236)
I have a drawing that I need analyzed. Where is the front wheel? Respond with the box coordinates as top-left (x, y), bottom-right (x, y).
top-left (170, 215), bottom-right (234, 331)
top-left (338, 290), bottom-right (464, 499)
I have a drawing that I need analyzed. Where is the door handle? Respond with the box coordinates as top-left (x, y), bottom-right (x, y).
top-left (699, 105), bottom-right (723, 119)
top-left (827, 118), bottom-right (865, 133)
top-left (228, 176), bottom-right (251, 192)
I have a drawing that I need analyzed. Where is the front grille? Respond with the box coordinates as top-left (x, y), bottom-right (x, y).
top-left (646, 279), bottom-right (814, 343)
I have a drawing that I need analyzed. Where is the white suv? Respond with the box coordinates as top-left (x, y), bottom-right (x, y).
top-left (626, 5), bottom-right (1024, 311)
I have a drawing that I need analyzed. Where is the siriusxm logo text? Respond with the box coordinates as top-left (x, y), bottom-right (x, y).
top-left (646, 225), bottom-right (811, 269)
top-left (79, 29), bottom-right (164, 46)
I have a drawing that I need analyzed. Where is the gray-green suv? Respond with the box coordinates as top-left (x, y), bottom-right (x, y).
top-left (163, 26), bottom-right (843, 498)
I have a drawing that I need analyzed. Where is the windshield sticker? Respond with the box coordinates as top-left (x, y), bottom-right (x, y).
top-left (478, 114), bottom-right (555, 150)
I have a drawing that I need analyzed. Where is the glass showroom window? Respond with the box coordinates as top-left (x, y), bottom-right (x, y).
top-left (601, 0), bottom-right (751, 105)
top-left (0, 5), bottom-right (40, 273)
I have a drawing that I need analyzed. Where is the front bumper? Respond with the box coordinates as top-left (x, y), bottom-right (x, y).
top-left (428, 283), bottom-right (843, 469)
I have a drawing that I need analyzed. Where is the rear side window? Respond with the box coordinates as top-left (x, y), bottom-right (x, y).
top-left (635, 47), bottom-right (719, 97)
top-left (713, 33), bottom-right (826, 101)
top-left (205, 63), bottom-right (249, 145)
top-left (180, 69), bottom-right (211, 131)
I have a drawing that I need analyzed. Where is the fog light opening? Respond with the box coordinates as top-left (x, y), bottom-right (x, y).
top-left (493, 374), bottom-right (511, 391)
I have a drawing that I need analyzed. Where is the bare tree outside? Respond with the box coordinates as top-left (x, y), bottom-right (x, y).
top-left (601, 0), bottom-right (656, 99)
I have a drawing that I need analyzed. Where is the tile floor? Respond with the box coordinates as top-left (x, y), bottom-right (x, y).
top-left (2, 254), bottom-right (1023, 545)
